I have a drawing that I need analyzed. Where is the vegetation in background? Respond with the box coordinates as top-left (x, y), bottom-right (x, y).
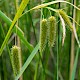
top-left (0, 0), bottom-right (80, 80)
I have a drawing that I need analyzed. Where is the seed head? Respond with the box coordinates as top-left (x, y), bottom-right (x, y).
top-left (39, 19), bottom-right (48, 53)
top-left (59, 10), bottom-right (73, 31)
top-left (10, 46), bottom-right (21, 76)
top-left (48, 16), bottom-right (56, 47)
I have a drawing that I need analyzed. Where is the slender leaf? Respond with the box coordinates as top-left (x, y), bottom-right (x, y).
top-left (0, 10), bottom-right (33, 52)
top-left (21, 1), bottom-right (80, 17)
top-left (0, 0), bottom-right (29, 55)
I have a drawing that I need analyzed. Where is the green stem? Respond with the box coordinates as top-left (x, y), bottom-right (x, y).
top-left (27, 4), bottom-right (37, 43)
top-left (57, 22), bottom-right (59, 80)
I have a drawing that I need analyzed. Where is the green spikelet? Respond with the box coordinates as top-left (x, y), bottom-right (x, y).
top-left (40, 19), bottom-right (48, 53)
top-left (48, 16), bottom-right (56, 47)
top-left (59, 10), bottom-right (73, 31)
top-left (10, 46), bottom-right (21, 76)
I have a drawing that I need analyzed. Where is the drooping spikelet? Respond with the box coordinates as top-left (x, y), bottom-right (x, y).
top-left (59, 10), bottom-right (80, 47)
top-left (40, 19), bottom-right (48, 53)
top-left (10, 46), bottom-right (21, 76)
top-left (58, 10), bottom-right (73, 31)
top-left (48, 16), bottom-right (56, 47)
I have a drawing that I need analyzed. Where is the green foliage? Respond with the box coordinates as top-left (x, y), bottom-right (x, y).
top-left (0, 0), bottom-right (80, 80)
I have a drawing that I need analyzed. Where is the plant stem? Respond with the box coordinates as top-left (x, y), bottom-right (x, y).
top-left (57, 2), bottom-right (61, 80)
top-left (27, 4), bottom-right (37, 43)
top-left (15, 0), bottom-right (23, 80)
top-left (69, 0), bottom-right (76, 80)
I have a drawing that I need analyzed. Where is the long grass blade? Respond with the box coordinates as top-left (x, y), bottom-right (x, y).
top-left (0, 10), bottom-right (33, 52)
top-left (0, 0), bottom-right (29, 56)
top-left (21, 1), bottom-right (80, 17)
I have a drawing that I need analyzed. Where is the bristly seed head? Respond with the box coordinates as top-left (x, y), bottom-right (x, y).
top-left (10, 46), bottom-right (21, 77)
top-left (59, 10), bottom-right (73, 31)
top-left (39, 19), bottom-right (48, 53)
top-left (48, 16), bottom-right (56, 47)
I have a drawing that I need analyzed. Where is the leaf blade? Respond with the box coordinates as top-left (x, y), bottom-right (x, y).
top-left (0, 0), bottom-right (30, 55)
top-left (0, 10), bottom-right (33, 53)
